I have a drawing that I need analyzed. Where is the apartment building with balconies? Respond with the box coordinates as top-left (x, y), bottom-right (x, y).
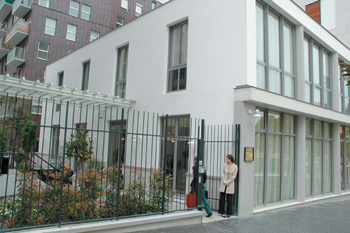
top-left (0, 0), bottom-right (168, 82)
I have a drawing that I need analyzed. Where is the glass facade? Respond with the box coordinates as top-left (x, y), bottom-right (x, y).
top-left (256, 2), bottom-right (295, 98)
top-left (305, 120), bottom-right (332, 197)
top-left (254, 109), bottom-right (295, 206)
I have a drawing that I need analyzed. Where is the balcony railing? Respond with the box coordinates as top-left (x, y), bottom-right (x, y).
top-left (5, 19), bottom-right (29, 46)
top-left (0, 0), bottom-right (14, 22)
top-left (12, 0), bottom-right (31, 18)
top-left (6, 46), bottom-right (25, 67)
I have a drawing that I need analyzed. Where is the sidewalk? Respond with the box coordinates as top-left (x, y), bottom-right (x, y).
top-left (134, 193), bottom-right (350, 233)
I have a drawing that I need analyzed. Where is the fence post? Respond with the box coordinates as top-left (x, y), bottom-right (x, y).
top-left (162, 115), bottom-right (168, 215)
top-left (58, 102), bottom-right (70, 227)
top-left (234, 124), bottom-right (240, 216)
top-left (196, 120), bottom-right (205, 208)
top-left (116, 108), bottom-right (124, 220)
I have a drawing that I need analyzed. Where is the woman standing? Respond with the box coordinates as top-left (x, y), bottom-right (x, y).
top-left (218, 154), bottom-right (238, 218)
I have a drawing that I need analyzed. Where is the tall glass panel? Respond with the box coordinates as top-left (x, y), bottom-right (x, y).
top-left (314, 87), bottom-right (321, 106)
top-left (283, 22), bottom-right (293, 74)
top-left (269, 69), bottom-right (281, 94)
top-left (341, 141), bottom-right (344, 190)
top-left (314, 139), bottom-right (323, 195)
top-left (268, 111), bottom-right (281, 132)
top-left (324, 140), bottom-right (332, 193)
top-left (323, 52), bottom-right (330, 89)
top-left (304, 39), bottom-right (310, 82)
top-left (284, 115), bottom-right (295, 134)
top-left (314, 120), bottom-right (322, 138)
top-left (170, 26), bottom-right (181, 67)
top-left (283, 135), bottom-right (294, 200)
top-left (254, 110), bottom-right (265, 206)
top-left (254, 132), bottom-right (265, 206)
top-left (305, 138), bottom-right (312, 196)
top-left (267, 134), bottom-right (281, 203)
top-left (257, 64), bottom-right (265, 89)
top-left (180, 23), bottom-right (188, 64)
top-left (305, 83), bottom-right (311, 103)
top-left (347, 141), bottom-right (350, 189)
top-left (268, 11), bottom-right (280, 69)
top-left (256, 3), bottom-right (265, 63)
top-left (312, 44), bottom-right (321, 85)
top-left (284, 75), bottom-right (294, 98)
top-left (346, 127), bottom-right (350, 189)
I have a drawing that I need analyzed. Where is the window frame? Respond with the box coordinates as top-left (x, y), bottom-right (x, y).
top-left (81, 4), bottom-right (91, 21)
top-left (121, 0), bottom-right (128, 11)
top-left (90, 30), bottom-right (99, 42)
top-left (115, 44), bottom-right (129, 98)
top-left (56, 72), bottom-right (64, 112)
top-left (256, 1), bottom-right (297, 98)
top-left (44, 18), bottom-right (56, 36)
top-left (39, 0), bottom-right (50, 8)
top-left (135, 3), bottom-right (143, 17)
top-left (37, 42), bottom-right (49, 61)
top-left (69, 0), bottom-right (79, 17)
top-left (81, 60), bottom-right (90, 91)
top-left (116, 16), bottom-right (124, 27)
top-left (66, 24), bottom-right (77, 41)
top-left (167, 20), bottom-right (188, 92)
top-left (304, 35), bottom-right (332, 109)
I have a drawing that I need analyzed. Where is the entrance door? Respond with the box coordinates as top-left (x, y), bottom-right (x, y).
top-left (162, 116), bottom-right (190, 193)
top-left (108, 120), bottom-right (126, 167)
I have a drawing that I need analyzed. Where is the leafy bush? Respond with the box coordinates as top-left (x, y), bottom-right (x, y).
top-left (0, 166), bottom-right (174, 230)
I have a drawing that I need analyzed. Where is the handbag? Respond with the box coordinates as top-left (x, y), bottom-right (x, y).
top-left (186, 192), bottom-right (196, 208)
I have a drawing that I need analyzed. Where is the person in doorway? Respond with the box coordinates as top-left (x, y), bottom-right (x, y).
top-left (218, 154), bottom-right (238, 218)
top-left (190, 157), bottom-right (213, 217)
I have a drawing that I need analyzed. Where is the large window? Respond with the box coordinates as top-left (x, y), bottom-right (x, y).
top-left (168, 21), bottom-right (188, 92)
top-left (305, 120), bottom-right (332, 197)
top-left (37, 42), bottom-right (49, 60)
top-left (340, 80), bottom-right (350, 114)
top-left (56, 72), bottom-right (64, 112)
top-left (81, 60), bottom-right (90, 91)
top-left (121, 0), bottom-right (128, 11)
top-left (66, 24), bottom-right (77, 41)
top-left (304, 36), bottom-right (332, 108)
top-left (69, 1), bottom-right (79, 17)
top-left (256, 2), bottom-right (295, 97)
top-left (116, 16), bottom-right (124, 27)
top-left (45, 18), bottom-right (56, 36)
top-left (39, 0), bottom-right (49, 8)
top-left (340, 126), bottom-right (350, 190)
top-left (161, 116), bottom-right (190, 192)
top-left (90, 31), bottom-right (99, 42)
top-left (254, 109), bottom-right (295, 206)
top-left (81, 4), bottom-right (91, 21)
top-left (135, 3), bottom-right (142, 17)
top-left (115, 45), bottom-right (128, 98)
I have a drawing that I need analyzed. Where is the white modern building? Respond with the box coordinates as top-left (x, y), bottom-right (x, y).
top-left (44, 0), bottom-right (350, 216)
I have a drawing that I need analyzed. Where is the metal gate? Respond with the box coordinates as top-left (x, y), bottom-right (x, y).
top-left (191, 120), bottom-right (240, 215)
top-left (0, 92), bottom-right (240, 232)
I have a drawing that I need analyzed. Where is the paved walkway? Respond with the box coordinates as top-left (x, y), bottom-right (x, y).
top-left (134, 194), bottom-right (350, 233)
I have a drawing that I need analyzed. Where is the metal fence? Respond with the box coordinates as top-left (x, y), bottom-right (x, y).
top-left (0, 94), bottom-right (240, 232)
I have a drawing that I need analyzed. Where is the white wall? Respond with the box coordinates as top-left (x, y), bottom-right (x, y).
top-left (46, 0), bottom-right (255, 126)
